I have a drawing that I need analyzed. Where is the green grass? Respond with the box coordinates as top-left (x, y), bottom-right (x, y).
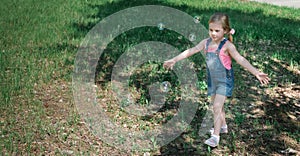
top-left (1, 0), bottom-right (300, 155)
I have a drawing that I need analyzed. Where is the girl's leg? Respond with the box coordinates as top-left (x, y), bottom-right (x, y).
top-left (221, 104), bottom-right (227, 127)
top-left (204, 94), bottom-right (227, 147)
top-left (212, 94), bottom-right (226, 136)
top-left (210, 95), bottom-right (227, 129)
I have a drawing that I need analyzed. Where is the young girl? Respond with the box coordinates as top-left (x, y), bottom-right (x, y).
top-left (163, 13), bottom-right (270, 147)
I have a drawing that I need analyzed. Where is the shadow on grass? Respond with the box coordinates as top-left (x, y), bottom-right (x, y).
top-left (71, 0), bottom-right (300, 155)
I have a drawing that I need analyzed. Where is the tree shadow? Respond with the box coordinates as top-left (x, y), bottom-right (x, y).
top-left (71, 0), bottom-right (300, 155)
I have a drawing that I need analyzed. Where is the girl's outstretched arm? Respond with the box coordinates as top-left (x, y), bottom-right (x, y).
top-left (227, 43), bottom-right (270, 85)
top-left (163, 39), bottom-right (206, 69)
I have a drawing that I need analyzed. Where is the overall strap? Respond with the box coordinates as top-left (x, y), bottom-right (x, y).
top-left (205, 38), bottom-right (212, 52)
top-left (216, 38), bottom-right (227, 53)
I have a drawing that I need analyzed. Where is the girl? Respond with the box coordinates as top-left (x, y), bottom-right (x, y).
top-left (163, 13), bottom-right (270, 147)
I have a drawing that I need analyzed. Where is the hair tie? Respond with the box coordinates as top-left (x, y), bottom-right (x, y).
top-left (229, 28), bottom-right (235, 35)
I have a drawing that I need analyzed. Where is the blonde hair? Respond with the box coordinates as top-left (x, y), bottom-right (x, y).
top-left (209, 13), bottom-right (233, 42)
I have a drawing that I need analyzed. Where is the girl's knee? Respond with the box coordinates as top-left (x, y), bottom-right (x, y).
top-left (213, 104), bottom-right (223, 114)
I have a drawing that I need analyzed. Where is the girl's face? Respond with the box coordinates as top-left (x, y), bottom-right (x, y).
top-left (209, 22), bottom-right (227, 42)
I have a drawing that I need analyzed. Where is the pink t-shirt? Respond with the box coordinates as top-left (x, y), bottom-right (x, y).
top-left (206, 43), bottom-right (232, 70)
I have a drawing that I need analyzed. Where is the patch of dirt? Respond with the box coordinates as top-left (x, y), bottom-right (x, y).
top-left (32, 80), bottom-right (131, 155)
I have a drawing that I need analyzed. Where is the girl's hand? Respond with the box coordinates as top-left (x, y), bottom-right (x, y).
top-left (163, 59), bottom-right (176, 70)
top-left (255, 72), bottom-right (270, 85)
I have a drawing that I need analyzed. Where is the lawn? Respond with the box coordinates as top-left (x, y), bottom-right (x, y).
top-left (0, 0), bottom-right (299, 155)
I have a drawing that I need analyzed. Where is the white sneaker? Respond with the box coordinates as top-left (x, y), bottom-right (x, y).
top-left (204, 135), bottom-right (220, 147)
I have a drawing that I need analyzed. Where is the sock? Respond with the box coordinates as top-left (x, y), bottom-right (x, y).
top-left (221, 125), bottom-right (227, 129)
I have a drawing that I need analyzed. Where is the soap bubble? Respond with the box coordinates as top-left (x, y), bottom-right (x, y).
top-left (161, 81), bottom-right (170, 92)
top-left (189, 33), bottom-right (196, 41)
top-left (157, 23), bottom-right (165, 30)
top-left (193, 16), bottom-right (200, 23)
top-left (73, 5), bottom-right (207, 152)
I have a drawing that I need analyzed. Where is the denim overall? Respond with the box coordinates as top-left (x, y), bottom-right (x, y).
top-left (205, 38), bottom-right (234, 97)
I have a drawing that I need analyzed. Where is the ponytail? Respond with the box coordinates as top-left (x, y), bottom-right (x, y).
top-left (228, 33), bottom-right (233, 42)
